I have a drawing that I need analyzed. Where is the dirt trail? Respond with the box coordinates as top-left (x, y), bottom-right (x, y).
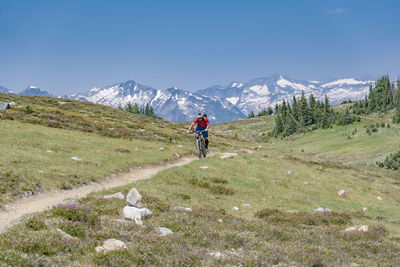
top-left (0, 156), bottom-right (197, 233)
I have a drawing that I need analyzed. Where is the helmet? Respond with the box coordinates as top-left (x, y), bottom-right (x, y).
top-left (197, 112), bottom-right (203, 119)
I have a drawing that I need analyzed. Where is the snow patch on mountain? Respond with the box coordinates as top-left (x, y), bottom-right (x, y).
top-left (19, 86), bottom-right (53, 97)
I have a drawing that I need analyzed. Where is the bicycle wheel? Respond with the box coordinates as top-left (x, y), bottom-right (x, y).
top-left (197, 138), bottom-right (202, 158)
top-left (201, 139), bottom-right (207, 158)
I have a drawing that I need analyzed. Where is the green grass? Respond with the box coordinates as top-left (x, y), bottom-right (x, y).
top-left (0, 119), bottom-right (192, 206)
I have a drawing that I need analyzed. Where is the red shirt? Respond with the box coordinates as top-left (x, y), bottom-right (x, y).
top-left (193, 117), bottom-right (209, 128)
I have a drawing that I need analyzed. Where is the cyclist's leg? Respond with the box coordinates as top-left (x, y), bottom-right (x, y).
top-left (202, 130), bottom-right (209, 149)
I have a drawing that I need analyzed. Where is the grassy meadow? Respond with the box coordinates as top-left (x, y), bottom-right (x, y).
top-left (1, 94), bottom-right (400, 265)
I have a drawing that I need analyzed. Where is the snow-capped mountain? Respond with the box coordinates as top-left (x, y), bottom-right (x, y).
top-left (68, 81), bottom-right (245, 123)
top-left (65, 74), bottom-right (375, 122)
top-left (19, 85), bottom-right (53, 97)
top-left (198, 74), bottom-right (374, 115)
top-left (0, 85), bottom-right (11, 94)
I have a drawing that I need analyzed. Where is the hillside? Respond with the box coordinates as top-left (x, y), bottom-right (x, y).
top-left (1, 95), bottom-right (400, 265)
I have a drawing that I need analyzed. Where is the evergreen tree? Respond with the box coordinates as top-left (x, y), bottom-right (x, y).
top-left (248, 110), bottom-right (255, 118)
top-left (267, 106), bottom-right (274, 115)
top-left (393, 88), bottom-right (400, 123)
top-left (126, 102), bottom-right (133, 113)
top-left (133, 103), bottom-right (140, 114)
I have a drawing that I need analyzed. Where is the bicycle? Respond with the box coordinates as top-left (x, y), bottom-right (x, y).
top-left (189, 130), bottom-right (207, 158)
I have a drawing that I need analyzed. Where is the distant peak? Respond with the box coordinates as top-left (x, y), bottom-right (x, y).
top-left (27, 85), bottom-right (39, 89)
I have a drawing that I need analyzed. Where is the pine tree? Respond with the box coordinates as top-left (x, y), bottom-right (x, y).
top-left (248, 110), bottom-right (255, 118)
top-left (267, 106), bottom-right (273, 115)
top-left (133, 103), bottom-right (140, 114)
top-left (393, 88), bottom-right (400, 123)
top-left (126, 102), bottom-right (133, 113)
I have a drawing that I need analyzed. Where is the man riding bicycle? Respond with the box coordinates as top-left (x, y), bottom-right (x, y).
top-left (188, 113), bottom-right (210, 150)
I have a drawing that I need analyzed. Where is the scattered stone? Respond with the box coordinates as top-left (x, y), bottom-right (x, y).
top-left (16, 105), bottom-right (23, 108)
top-left (217, 219), bottom-right (223, 223)
top-left (199, 166), bottom-right (209, 169)
top-left (175, 153), bottom-right (180, 158)
top-left (248, 177), bottom-right (260, 182)
top-left (242, 203), bottom-right (251, 207)
top-left (71, 156), bottom-right (81, 161)
top-left (286, 210), bottom-right (299, 214)
top-left (158, 227), bottom-right (174, 236)
top-left (344, 227), bottom-right (357, 233)
top-left (58, 101), bottom-right (67, 105)
top-left (177, 144), bottom-right (184, 148)
top-left (159, 147), bottom-right (165, 151)
top-left (220, 152), bottom-right (238, 159)
top-left (271, 179), bottom-right (282, 183)
top-left (104, 192), bottom-right (125, 200)
top-left (303, 181), bottom-right (310, 185)
top-left (315, 207), bottom-right (331, 212)
top-left (123, 206), bottom-right (153, 220)
top-left (9, 101), bottom-right (16, 105)
top-left (209, 252), bottom-right (227, 258)
top-left (258, 158), bottom-right (267, 161)
top-left (362, 207), bottom-right (368, 212)
top-left (338, 189), bottom-right (346, 197)
top-left (138, 129), bottom-right (146, 132)
top-left (278, 155), bottom-right (285, 159)
top-left (233, 206), bottom-right (239, 211)
top-left (95, 246), bottom-right (106, 253)
top-left (108, 128), bottom-right (114, 131)
top-left (57, 228), bottom-right (79, 240)
top-left (358, 225), bottom-right (369, 232)
top-left (173, 206), bottom-right (192, 212)
top-left (101, 238), bottom-right (127, 252)
top-left (46, 150), bottom-right (54, 153)
top-left (126, 188), bottom-right (143, 207)
top-left (377, 196), bottom-right (383, 201)
top-left (287, 170), bottom-right (291, 175)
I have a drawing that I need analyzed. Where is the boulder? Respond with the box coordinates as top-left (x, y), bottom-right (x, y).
top-left (362, 207), bottom-right (368, 212)
top-left (104, 192), bottom-right (125, 200)
top-left (158, 227), bottom-right (174, 236)
top-left (71, 156), bottom-right (81, 161)
top-left (123, 206), bottom-right (152, 220)
top-left (315, 207), bottom-right (331, 212)
top-left (126, 188), bottom-right (143, 207)
top-left (102, 238), bottom-right (127, 251)
top-left (344, 227), bottom-right (357, 233)
top-left (56, 229), bottom-right (79, 240)
top-left (358, 225), bottom-right (369, 232)
top-left (338, 189), bottom-right (346, 197)
top-left (233, 206), bottom-right (239, 211)
top-left (220, 153), bottom-right (238, 159)
top-left (377, 196), bottom-right (383, 201)
top-left (199, 166), bottom-right (209, 169)
top-left (159, 147), bottom-right (165, 151)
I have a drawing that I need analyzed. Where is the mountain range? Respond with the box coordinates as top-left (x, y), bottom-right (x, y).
top-left (0, 74), bottom-right (375, 122)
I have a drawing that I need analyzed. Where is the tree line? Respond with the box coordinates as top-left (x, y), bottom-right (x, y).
top-left (119, 102), bottom-right (159, 119)
top-left (351, 75), bottom-right (400, 123)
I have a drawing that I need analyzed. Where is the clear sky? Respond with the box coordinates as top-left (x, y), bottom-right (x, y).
top-left (0, 0), bottom-right (399, 95)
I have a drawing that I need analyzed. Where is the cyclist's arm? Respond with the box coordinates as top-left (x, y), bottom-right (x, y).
top-left (205, 118), bottom-right (210, 131)
top-left (188, 122), bottom-right (195, 131)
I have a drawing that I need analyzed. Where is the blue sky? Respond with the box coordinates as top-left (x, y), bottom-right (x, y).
top-left (0, 0), bottom-right (399, 95)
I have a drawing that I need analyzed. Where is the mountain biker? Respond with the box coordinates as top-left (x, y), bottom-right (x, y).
top-left (188, 113), bottom-right (210, 150)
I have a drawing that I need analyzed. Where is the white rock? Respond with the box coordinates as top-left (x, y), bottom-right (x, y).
top-left (220, 153), bottom-right (238, 159)
top-left (199, 166), bottom-right (209, 169)
top-left (102, 238), bottom-right (127, 251)
top-left (159, 147), bottom-right (165, 151)
top-left (209, 252), bottom-right (227, 258)
top-left (242, 203), bottom-right (251, 207)
top-left (138, 129), bottom-right (146, 132)
top-left (258, 158), bottom-right (267, 161)
top-left (217, 219), bottom-right (223, 223)
top-left (175, 153), bottom-right (180, 158)
top-left (344, 227), bottom-right (357, 233)
top-left (173, 206), bottom-right (192, 212)
top-left (362, 207), bottom-right (368, 212)
top-left (56, 228), bottom-right (78, 240)
top-left (358, 225), bottom-right (369, 232)
top-left (315, 207), bottom-right (331, 212)
top-left (287, 170), bottom-right (291, 175)
top-left (95, 246), bottom-right (106, 253)
top-left (303, 181), bottom-right (310, 185)
top-left (338, 189), bottom-right (346, 197)
top-left (39, 171), bottom-right (44, 173)
top-left (47, 150), bottom-right (54, 153)
top-left (377, 196), bottom-right (383, 200)
top-left (104, 192), bottom-right (125, 200)
top-left (271, 179), bottom-right (282, 183)
top-left (58, 101), bottom-right (67, 105)
top-left (9, 101), bottom-right (16, 105)
top-left (248, 177), bottom-right (260, 182)
top-left (71, 156), bottom-right (81, 161)
top-left (158, 227), bottom-right (174, 236)
top-left (134, 218), bottom-right (143, 226)
top-left (233, 206), bottom-right (239, 211)
top-left (126, 188), bottom-right (142, 207)
top-left (123, 206), bottom-right (152, 220)
top-left (177, 144), bottom-right (184, 148)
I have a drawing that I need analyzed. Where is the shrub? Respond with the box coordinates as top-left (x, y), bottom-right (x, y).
top-left (52, 203), bottom-right (99, 226)
top-left (59, 221), bottom-right (86, 238)
top-left (25, 216), bottom-right (46, 231)
top-left (24, 105), bottom-right (34, 114)
top-left (210, 184), bottom-right (235, 195)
